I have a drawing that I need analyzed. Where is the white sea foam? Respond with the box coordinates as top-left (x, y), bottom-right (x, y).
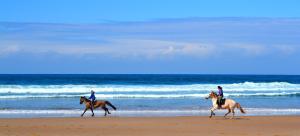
top-left (0, 82), bottom-right (299, 99)
top-left (0, 108), bottom-right (299, 118)
top-left (0, 92), bottom-right (299, 99)
top-left (0, 82), bottom-right (299, 94)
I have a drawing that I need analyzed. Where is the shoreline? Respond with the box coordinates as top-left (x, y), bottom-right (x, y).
top-left (1, 114), bottom-right (300, 119)
top-left (1, 108), bottom-right (300, 118)
top-left (1, 116), bottom-right (299, 136)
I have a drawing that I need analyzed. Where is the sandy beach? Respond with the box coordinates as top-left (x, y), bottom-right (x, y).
top-left (1, 116), bottom-right (299, 136)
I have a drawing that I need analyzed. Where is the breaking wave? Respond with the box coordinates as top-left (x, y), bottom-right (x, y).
top-left (0, 82), bottom-right (299, 99)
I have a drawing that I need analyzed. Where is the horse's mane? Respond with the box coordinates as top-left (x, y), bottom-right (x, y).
top-left (211, 91), bottom-right (218, 96)
top-left (81, 96), bottom-right (91, 102)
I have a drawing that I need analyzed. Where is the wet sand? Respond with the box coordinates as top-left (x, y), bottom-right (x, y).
top-left (0, 116), bottom-right (299, 136)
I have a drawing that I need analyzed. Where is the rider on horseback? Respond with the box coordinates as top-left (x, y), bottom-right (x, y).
top-left (89, 90), bottom-right (96, 110)
top-left (217, 86), bottom-right (224, 108)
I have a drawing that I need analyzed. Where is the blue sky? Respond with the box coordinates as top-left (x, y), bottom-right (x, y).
top-left (0, 0), bottom-right (300, 74)
top-left (1, 0), bottom-right (300, 23)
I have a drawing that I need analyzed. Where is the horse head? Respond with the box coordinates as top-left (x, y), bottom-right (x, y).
top-left (80, 96), bottom-right (86, 104)
top-left (206, 91), bottom-right (218, 99)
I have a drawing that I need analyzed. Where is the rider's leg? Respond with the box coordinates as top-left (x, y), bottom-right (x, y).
top-left (217, 96), bottom-right (222, 108)
top-left (91, 101), bottom-right (94, 110)
top-left (90, 101), bottom-right (94, 116)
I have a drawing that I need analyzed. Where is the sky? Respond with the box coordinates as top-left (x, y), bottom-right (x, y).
top-left (0, 0), bottom-right (300, 74)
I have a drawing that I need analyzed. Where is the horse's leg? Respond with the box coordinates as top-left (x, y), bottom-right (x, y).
top-left (224, 108), bottom-right (231, 118)
top-left (230, 108), bottom-right (235, 119)
top-left (209, 107), bottom-right (217, 118)
top-left (81, 108), bottom-right (88, 117)
top-left (102, 107), bottom-right (107, 116)
top-left (104, 106), bottom-right (111, 114)
top-left (90, 107), bottom-right (94, 117)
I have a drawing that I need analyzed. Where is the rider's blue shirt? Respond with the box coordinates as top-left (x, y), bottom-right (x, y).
top-left (89, 93), bottom-right (96, 101)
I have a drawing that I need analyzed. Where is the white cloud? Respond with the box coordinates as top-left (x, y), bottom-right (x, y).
top-left (0, 39), bottom-right (217, 59)
top-left (0, 45), bottom-right (20, 56)
top-left (1, 18), bottom-right (300, 59)
top-left (108, 39), bottom-right (216, 58)
top-left (1, 39), bottom-right (298, 60)
top-left (19, 39), bottom-right (214, 58)
top-left (181, 44), bottom-right (216, 56)
top-left (225, 44), bottom-right (267, 56)
top-left (275, 45), bottom-right (296, 55)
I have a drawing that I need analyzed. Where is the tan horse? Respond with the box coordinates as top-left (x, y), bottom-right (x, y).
top-left (79, 96), bottom-right (117, 117)
top-left (206, 91), bottom-right (245, 119)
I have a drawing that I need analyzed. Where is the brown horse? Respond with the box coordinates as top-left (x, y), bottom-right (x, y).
top-left (206, 91), bottom-right (245, 119)
top-left (79, 96), bottom-right (117, 117)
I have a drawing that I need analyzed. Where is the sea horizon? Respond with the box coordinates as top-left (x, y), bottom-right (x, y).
top-left (1, 74), bottom-right (300, 75)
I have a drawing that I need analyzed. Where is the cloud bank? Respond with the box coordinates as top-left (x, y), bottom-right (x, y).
top-left (0, 18), bottom-right (299, 74)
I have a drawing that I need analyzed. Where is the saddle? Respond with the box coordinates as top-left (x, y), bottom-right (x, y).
top-left (91, 100), bottom-right (97, 105)
top-left (217, 98), bottom-right (226, 105)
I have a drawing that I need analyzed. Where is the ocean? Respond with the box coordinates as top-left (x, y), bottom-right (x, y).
top-left (0, 74), bottom-right (300, 118)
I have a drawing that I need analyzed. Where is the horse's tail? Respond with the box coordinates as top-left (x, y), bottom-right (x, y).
top-left (105, 101), bottom-right (117, 110)
top-left (236, 103), bottom-right (246, 114)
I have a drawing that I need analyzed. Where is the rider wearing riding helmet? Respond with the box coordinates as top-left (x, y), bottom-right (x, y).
top-left (217, 86), bottom-right (224, 108)
top-left (89, 90), bottom-right (96, 110)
